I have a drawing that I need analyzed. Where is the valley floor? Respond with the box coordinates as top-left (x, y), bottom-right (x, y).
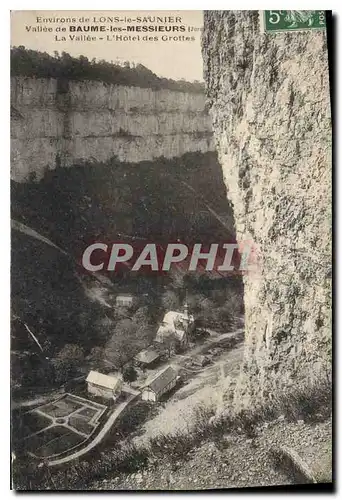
top-left (12, 326), bottom-right (332, 491)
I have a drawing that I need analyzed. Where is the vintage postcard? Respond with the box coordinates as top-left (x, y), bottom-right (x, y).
top-left (10, 10), bottom-right (332, 491)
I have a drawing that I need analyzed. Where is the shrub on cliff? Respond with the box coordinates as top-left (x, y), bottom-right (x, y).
top-left (11, 46), bottom-right (205, 93)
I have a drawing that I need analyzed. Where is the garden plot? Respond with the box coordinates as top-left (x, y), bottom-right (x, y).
top-left (21, 393), bottom-right (107, 459)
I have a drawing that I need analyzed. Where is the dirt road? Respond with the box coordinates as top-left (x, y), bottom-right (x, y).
top-left (172, 328), bottom-right (244, 368)
top-left (134, 328), bottom-right (245, 444)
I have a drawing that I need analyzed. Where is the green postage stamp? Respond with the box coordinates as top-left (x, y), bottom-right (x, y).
top-left (261, 10), bottom-right (326, 33)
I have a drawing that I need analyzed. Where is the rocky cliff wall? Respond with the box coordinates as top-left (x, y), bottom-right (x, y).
top-left (11, 77), bottom-right (214, 182)
top-left (202, 11), bottom-right (332, 404)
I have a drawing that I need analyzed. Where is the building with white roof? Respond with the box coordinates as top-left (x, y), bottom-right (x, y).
top-left (155, 304), bottom-right (195, 345)
top-left (86, 370), bottom-right (122, 400)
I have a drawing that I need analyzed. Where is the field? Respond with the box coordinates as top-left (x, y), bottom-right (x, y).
top-left (20, 393), bottom-right (107, 459)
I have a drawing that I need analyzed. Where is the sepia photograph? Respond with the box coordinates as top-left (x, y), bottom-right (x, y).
top-left (10, 9), bottom-right (332, 491)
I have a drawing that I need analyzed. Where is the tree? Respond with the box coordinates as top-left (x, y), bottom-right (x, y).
top-left (51, 358), bottom-right (75, 385)
top-left (88, 346), bottom-right (105, 365)
top-left (161, 329), bottom-right (177, 358)
top-left (94, 316), bottom-right (115, 342)
top-left (11, 47), bottom-right (205, 94)
top-left (132, 307), bottom-right (155, 345)
top-left (41, 338), bottom-right (53, 357)
top-left (132, 306), bottom-right (151, 325)
top-left (187, 293), bottom-right (206, 314)
top-left (195, 298), bottom-right (217, 328)
top-left (170, 269), bottom-right (185, 290)
top-left (56, 343), bottom-right (84, 362)
top-left (162, 290), bottom-right (180, 311)
top-left (123, 365), bottom-right (137, 383)
top-left (105, 319), bottom-right (137, 369)
top-left (105, 336), bottom-right (133, 369)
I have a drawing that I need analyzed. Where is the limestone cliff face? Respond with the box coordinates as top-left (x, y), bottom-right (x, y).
top-left (202, 11), bottom-right (332, 403)
top-left (11, 77), bottom-right (214, 182)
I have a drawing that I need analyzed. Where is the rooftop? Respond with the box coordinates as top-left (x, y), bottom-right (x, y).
top-left (155, 323), bottom-right (187, 343)
top-left (134, 347), bottom-right (160, 365)
top-left (144, 365), bottom-right (178, 394)
top-left (163, 310), bottom-right (193, 325)
top-left (155, 309), bottom-right (194, 343)
top-left (116, 293), bottom-right (134, 298)
top-left (86, 370), bottom-right (121, 390)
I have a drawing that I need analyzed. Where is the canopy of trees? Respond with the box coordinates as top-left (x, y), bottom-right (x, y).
top-left (11, 46), bottom-right (205, 93)
top-left (104, 307), bottom-right (154, 369)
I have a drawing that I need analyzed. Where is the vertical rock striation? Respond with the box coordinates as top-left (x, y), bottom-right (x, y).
top-left (11, 77), bottom-right (214, 182)
top-left (202, 11), bottom-right (332, 404)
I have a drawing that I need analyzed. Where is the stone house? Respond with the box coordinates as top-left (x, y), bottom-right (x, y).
top-left (115, 293), bottom-right (134, 307)
top-left (141, 365), bottom-right (179, 402)
top-left (155, 305), bottom-right (195, 347)
top-left (86, 370), bottom-right (122, 400)
top-left (134, 346), bottom-right (160, 369)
